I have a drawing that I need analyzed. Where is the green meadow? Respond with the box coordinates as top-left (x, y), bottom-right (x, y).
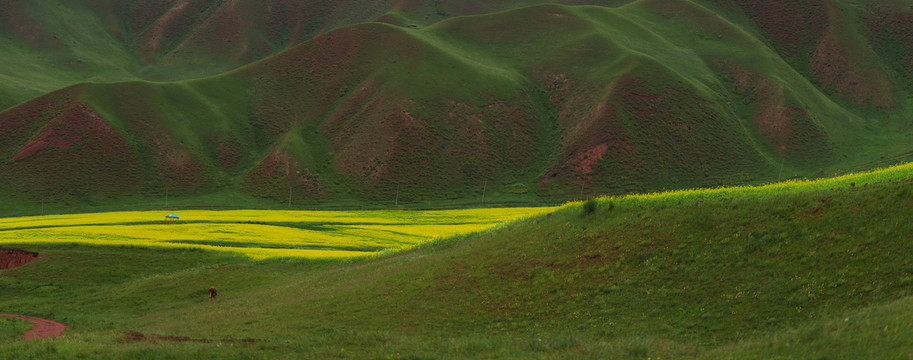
top-left (0, 317), bottom-right (32, 343)
top-left (2, 163), bottom-right (913, 358)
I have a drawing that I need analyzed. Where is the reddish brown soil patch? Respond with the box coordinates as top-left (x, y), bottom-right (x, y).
top-left (0, 1), bottom-right (63, 50)
top-left (728, 0), bottom-right (828, 59)
top-left (810, 3), bottom-right (894, 109)
top-left (863, 4), bottom-right (913, 79)
top-left (119, 331), bottom-right (257, 344)
top-left (0, 247), bottom-right (38, 270)
top-left (208, 136), bottom-right (243, 169)
top-left (0, 314), bottom-right (66, 340)
top-left (799, 197), bottom-right (832, 219)
top-left (241, 149), bottom-right (325, 202)
top-left (0, 85), bottom-right (84, 159)
top-left (134, 1), bottom-right (211, 64)
top-left (711, 59), bottom-right (832, 162)
top-left (1, 100), bottom-right (145, 199)
top-left (570, 143), bottom-right (610, 175)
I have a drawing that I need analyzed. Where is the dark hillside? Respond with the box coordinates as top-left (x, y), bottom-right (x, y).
top-left (0, 0), bottom-right (399, 109)
top-left (1, 1), bottom-right (912, 210)
top-left (704, 0), bottom-right (912, 116)
top-left (0, 0), bottom-right (634, 110)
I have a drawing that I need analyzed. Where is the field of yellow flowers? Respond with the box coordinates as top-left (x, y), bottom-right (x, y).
top-left (0, 208), bottom-right (556, 259)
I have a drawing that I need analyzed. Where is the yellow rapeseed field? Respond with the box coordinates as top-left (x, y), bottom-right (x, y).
top-left (0, 208), bottom-right (555, 259)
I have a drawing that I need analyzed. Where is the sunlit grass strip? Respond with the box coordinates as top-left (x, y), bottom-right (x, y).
top-left (0, 236), bottom-right (370, 260)
top-left (335, 224), bottom-right (499, 241)
top-left (6, 224), bottom-right (395, 248)
top-left (572, 162), bottom-right (913, 208)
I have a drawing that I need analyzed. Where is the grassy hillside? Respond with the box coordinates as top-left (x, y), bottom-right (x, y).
top-left (2, 163), bottom-right (912, 358)
top-left (2, 0), bottom-right (913, 211)
top-left (705, 0), bottom-right (913, 113)
top-left (3, 2), bottom-right (913, 212)
top-left (0, 0), bottom-right (635, 110)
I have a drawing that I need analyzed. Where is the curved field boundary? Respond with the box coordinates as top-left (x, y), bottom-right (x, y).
top-left (0, 314), bottom-right (66, 340)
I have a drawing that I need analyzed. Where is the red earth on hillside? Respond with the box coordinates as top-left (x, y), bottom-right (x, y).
top-left (0, 247), bottom-right (38, 270)
top-left (0, 314), bottom-right (67, 340)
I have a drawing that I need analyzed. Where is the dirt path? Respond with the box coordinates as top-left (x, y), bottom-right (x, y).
top-left (0, 313), bottom-right (66, 340)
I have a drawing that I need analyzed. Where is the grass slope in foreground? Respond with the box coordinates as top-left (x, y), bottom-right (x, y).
top-left (2, 164), bottom-right (913, 358)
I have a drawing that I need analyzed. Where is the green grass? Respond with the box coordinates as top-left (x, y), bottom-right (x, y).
top-left (2, 163), bottom-right (913, 358)
top-left (709, 296), bottom-right (913, 359)
top-left (0, 317), bottom-right (32, 343)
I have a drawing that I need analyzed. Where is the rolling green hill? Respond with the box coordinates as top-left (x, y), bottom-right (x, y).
top-left (0, 0), bottom-right (632, 110)
top-left (1, 162), bottom-right (912, 358)
top-left (1, 0), bottom-right (913, 212)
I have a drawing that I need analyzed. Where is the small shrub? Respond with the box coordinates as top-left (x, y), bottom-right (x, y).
top-left (498, 183), bottom-right (529, 194)
top-left (583, 199), bottom-right (598, 215)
